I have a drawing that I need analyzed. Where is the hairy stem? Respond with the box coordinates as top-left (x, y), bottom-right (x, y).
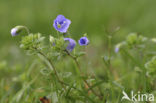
top-left (23, 26), bottom-right (30, 35)
top-left (65, 50), bottom-right (103, 100)
top-left (34, 49), bottom-right (95, 102)
top-left (19, 26), bottom-right (30, 35)
top-left (36, 49), bottom-right (66, 90)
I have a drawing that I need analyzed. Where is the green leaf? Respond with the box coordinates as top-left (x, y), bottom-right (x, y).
top-left (87, 80), bottom-right (105, 92)
top-left (145, 56), bottom-right (156, 77)
top-left (126, 33), bottom-right (138, 45)
top-left (20, 33), bottom-right (45, 51)
top-left (40, 68), bottom-right (52, 76)
top-left (59, 72), bottom-right (72, 78)
top-left (75, 52), bottom-right (86, 58)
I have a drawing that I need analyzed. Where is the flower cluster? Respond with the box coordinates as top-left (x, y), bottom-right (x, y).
top-left (10, 15), bottom-right (106, 102)
top-left (10, 14), bottom-right (156, 102)
top-left (53, 15), bottom-right (89, 51)
top-left (11, 15), bottom-right (90, 52)
top-left (52, 15), bottom-right (89, 52)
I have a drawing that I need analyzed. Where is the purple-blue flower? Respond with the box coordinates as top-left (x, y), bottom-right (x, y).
top-left (114, 43), bottom-right (122, 53)
top-left (115, 47), bottom-right (119, 53)
top-left (53, 15), bottom-right (71, 33)
top-left (78, 37), bottom-right (89, 46)
top-left (64, 38), bottom-right (76, 52)
top-left (11, 28), bottom-right (18, 36)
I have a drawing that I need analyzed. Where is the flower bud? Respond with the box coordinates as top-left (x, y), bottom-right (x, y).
top-left (11, 26), bottom-right (29, 36)
top-left (49, 35), bottom-right (55, 46)
top-left (11, 28), bottom-right (18, 36)
top-left (115, 46), bottom-right (119, 53)
top-left (83, 33), bottom-right (88, 37)
top-left (151, 38), bottom-right (156, 43)
top-left (115, 43), bottom-right (122, 53)
top-left (49, 35), bottom-right (55, 43)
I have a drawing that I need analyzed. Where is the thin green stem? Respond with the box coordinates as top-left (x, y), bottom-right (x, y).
top-left (34, 48), bottom-right (66, 90)
top-left (33, 48), bottom-right (96, 102)
top-left (65, 50), bottom-right (103, 100)
top-left (18, 26), bottom-right (30, 35)
top-left (108, 35), bottom-right (112, 72)
top-left (23, 26), bottom-right (30, 35)
top-left (56, 31), bottom-right (60, 38)
top-left (106, 35), bottom-right (115, 81)
top-left (108, 35), bottom-right (112, 61)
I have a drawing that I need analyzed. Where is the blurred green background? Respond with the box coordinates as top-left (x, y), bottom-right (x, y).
top-left (1, 0), bottom-right (156, 61)
top-left (1, 0), bottom-right (156, 79)
top-left (0, 0), bottom-right (156, 52)
top-left (1, 0), bottom-right (156, 102)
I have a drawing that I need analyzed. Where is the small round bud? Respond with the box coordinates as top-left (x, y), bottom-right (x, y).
top-left (151, 38), bottom-right (156, 43)
top-left (83, 33), bottom-right (88, 37)
top-left (11, 26), bottom-right (29, 36)
top-left (115, 47), bottom-right (119, 53)
top-left (115, 43), bottom-right (122, 53)
top-left (49, 35), bottom-right (55, 43)
top-left (11, 28), bottom-right (18, 36)
top-left (49, 35), bottom-right (55, 46)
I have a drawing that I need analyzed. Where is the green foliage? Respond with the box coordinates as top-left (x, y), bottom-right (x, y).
top-left (52, 36), bottom-right (65, 52)
top-left (115, 33), bottom-right (148, 53)
top-left (126, 33), bottom-right (147, 48)
top-left (2, 29), bottom-right (155, 102)
top-left (1, 0), bottom-right (156, 102)
top-left (20, 33), bottom-right (45, 50)
top-left (145, 56), bottom-right (156, 78)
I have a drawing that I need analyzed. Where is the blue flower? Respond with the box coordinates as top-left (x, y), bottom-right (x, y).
top-left (11, 28), bottom-right (18, 36)
top-left (115, 47), bottom-right (119, 53)
top-left (114, 43), bottom-right (123, 53)
top-left (78, 37), bottom-right (89, 46)
top-left (64, 38), bottom-right (76, 52)
top-left (53, 15), bottom-right (71, 33)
